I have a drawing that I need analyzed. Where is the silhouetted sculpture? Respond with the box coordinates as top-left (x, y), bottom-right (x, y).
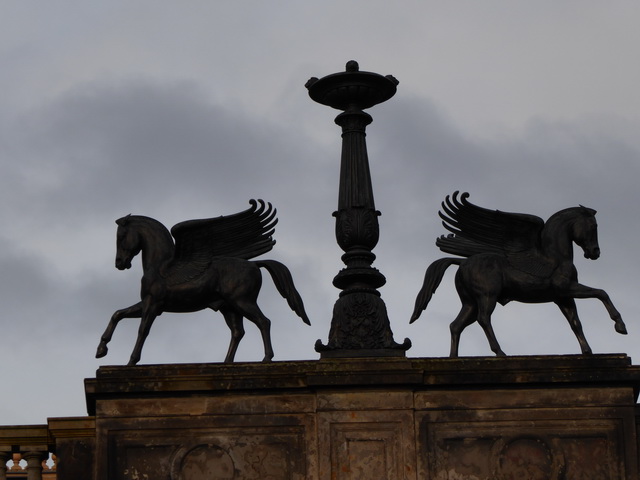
top-left (306, 60), bottom-right (410, 357)
top-left (410, 192), bottom-right (626, 357)
top-left (96, 200), bottom-right (310, 366)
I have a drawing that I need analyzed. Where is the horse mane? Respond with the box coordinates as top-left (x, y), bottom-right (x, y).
top-left (546, 205), bottom-right (597, 224)
top-left (116, 215), bottom-right (175, 247)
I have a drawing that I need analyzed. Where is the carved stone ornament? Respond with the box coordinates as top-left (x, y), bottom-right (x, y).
top-left (492, 437), bottom-right (563, 480)
top-left (170, 444), bottom-right (235, 480)
top-left (96, 200), bottom-right (310, 366)
top-left (411, 191), bottom-right (626, 357)
top-left (334, 207), bottom-right (380, 252)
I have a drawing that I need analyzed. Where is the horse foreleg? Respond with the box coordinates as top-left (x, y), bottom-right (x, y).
top-left (555, 298), bottom-right (592, 354)
top-left (219, 307), bottom-right (245, 363)
top-left (566, 283), bottom-right (627, 334)
top-left (96, 302), bottom-right (143, 358)
top-left (449, 304), bottom-right (477, 358)
top-left (127, 298), bottom-right (160, 366)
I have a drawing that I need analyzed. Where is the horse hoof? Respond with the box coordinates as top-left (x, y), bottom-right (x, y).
top-left (96, 344), bottom-right (108, 358)
top-left (615, 323), bottom-right (628, 335)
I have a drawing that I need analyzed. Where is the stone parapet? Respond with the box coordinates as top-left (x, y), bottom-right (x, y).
top-left (86, 354), bottom-right (640, 396)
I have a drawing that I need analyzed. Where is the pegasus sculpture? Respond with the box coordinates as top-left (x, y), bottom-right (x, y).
top-left (96, 200), bottom-right (310, 366)
top-left (410, 192), bottom-right (626, 357)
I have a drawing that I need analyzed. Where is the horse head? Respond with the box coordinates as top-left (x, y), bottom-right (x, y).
top-left (573, 206), bottom-right (600, 260)
top-left (115, 215), bottom-right (140, 270)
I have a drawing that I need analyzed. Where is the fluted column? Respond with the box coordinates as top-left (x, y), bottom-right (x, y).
top-left (307, 61), bottom-right (410, 357)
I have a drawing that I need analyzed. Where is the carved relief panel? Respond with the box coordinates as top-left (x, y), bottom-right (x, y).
top-left (105, 425), bottom-right (308, 480)
top-left (418, 416), bottom-right (626, 479)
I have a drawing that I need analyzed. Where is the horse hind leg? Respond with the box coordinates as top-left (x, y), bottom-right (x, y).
top-left (476, 297), bottom-right (506, 357)
top-left (449, 303), bottom-right (476, 358)
top-left (219, 307), bottom-right (245, 363)
top-left (234, 301), bottom-right (274, 362)
top-left (555, 298), bottom-right (592, 355)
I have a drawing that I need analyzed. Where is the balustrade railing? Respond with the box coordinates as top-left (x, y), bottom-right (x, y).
top-left (0, 426), bottom-right (55, 480)
top-left (3, 453), bottom-right (56, 479)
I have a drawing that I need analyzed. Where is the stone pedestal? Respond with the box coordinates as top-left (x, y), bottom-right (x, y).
top-left (76, 354), bottom-right (640, 480)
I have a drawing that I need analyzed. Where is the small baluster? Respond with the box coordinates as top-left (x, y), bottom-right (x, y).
top-left (22, 449), bottom-right (48, 480)
top-left (9, 453), bottom-right (23, 472)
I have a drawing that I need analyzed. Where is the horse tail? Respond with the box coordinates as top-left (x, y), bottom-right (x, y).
top-left (255, 260), bottom-right (311, 325)
top-left (410, 258), bottom-right (462, 323)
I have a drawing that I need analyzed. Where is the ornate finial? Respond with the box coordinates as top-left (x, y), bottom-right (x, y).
top-left (345, 60), bottom-right (359, 72)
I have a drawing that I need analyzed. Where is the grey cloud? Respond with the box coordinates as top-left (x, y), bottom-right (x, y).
top-left (1, 1), bottom-right (639, 424)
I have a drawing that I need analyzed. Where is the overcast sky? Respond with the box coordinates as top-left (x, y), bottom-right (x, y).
top-left (1, 2), bottom-right (639, 425)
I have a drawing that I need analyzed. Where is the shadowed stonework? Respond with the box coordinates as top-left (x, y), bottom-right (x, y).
top-left (56, 354), bottom-right (640, 479)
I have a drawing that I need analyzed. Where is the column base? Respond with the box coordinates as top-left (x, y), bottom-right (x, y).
top-left (315, 291), bottom-right (411, 356)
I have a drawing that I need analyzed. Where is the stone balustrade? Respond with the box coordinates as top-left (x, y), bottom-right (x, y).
top-left (0, 425), bottom-right (55, 480)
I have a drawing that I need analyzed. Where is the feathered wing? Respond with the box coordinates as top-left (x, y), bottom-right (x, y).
top-left (436, 192), bottom-right (545, 259)
top-left (166, 199), bottom-right (277, 283)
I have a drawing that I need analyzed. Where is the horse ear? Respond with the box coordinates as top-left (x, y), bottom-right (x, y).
top-left (116, 214), bottom-right (132, 226)
top-left (579, 205), bottom-right (597, 216)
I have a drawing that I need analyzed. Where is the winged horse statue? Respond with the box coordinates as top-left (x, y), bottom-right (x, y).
top-left (410, 192), bottom-right (626, 357)
top-left (96, 200), bottom-right (310, 366)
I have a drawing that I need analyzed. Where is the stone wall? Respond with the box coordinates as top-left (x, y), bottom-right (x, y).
top-left (67, 354), bottom-right (640, 480)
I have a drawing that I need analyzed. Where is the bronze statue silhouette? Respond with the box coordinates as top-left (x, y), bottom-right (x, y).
top-left (96, 200), bottom-right (310, 366)
top-left (410, 192), bottom-right (626, 357)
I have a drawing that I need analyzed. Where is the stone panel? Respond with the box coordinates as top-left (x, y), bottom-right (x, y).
top-left (318, 408), bottom-right (416, 480)
top-left (418, 415), bottom-right (628, 479)
top-left (104, 425), bottom-right (308, 480)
